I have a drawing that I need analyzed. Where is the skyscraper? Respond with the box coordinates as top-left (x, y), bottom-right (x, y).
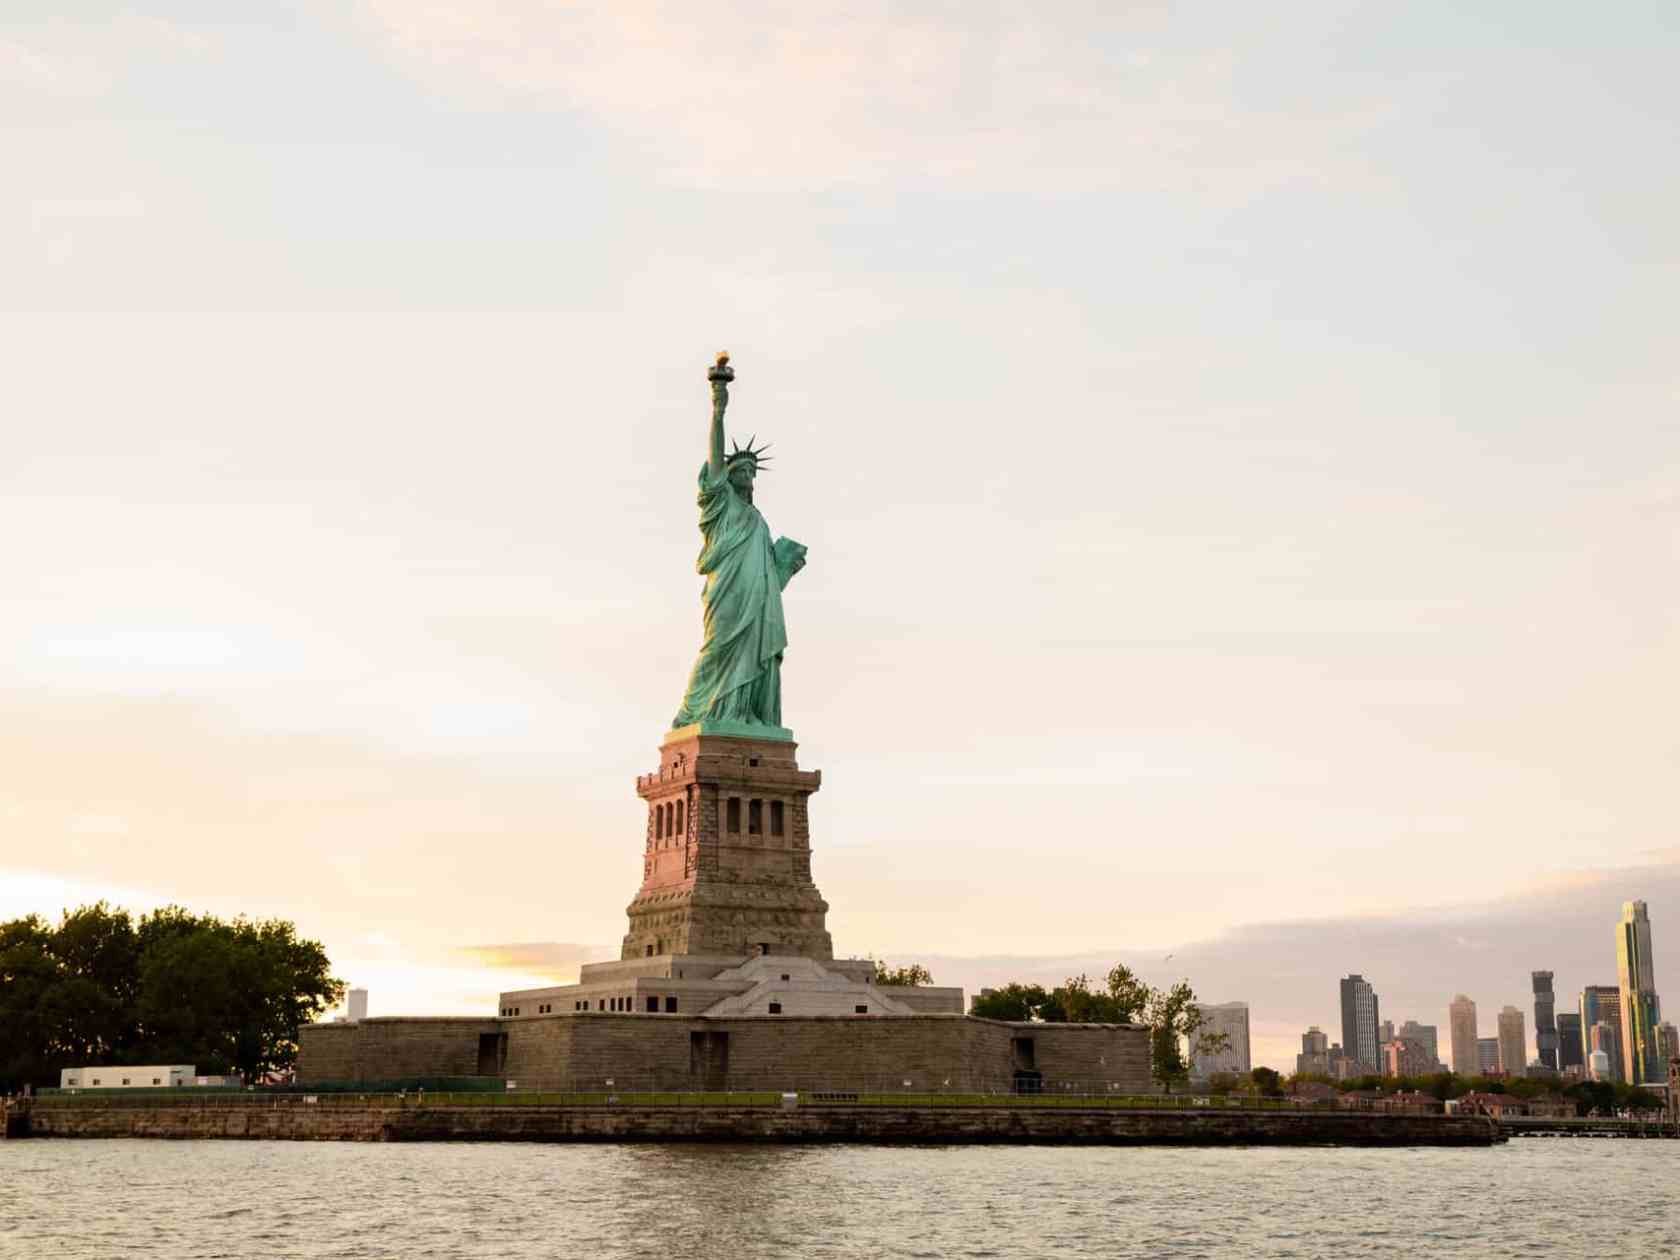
top-left (1477, 1037), bottom-right (1500, 1075)
top-left (1399, 1019), bottom-right (1440, 1068)
top-left (1297, 1026), bottom-right (1330, 1076)
top-left (1190, 1002), bottom-right (1252, 1077)
top-left (1532, 971), bottom-right (1557, 1070)
top-left (1581, 985), bottom-right (1625, 1083)
top-left (1340, 975), bottom-right (1379, 1073)
top-left (1497, 1006), bottom-right (1527, 1077)
top-left (1617, 900), bottom-right (1664, 1084)
top-left (1449, 995), bottom-right (1478, 1076)
top-left (1555, 1012), bottom-right (1584, 1071)
top-left (1656, 1021), bottom-right (1678, 1067)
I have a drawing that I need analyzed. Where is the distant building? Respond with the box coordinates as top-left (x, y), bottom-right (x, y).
top-left (1379, 1019), bottom-right (1395, 1045)
top-left (1657, 1021), bottom-right (1679, 1066)
top-left (1555, 1012), bottom-right (1584, 1071)
top-left (1328, 1042), bottom-right (1360, 1080)
top-left (1399, 1020), bottom-right (1440, 1069)
top-left (347, 988), bottom-right (369, 1022)
top-left (1497, 1006), bottom-right (1527, 1078)
top-left (1449, 995), bottom-right (1479, 1075)
top-left (1296, 1026), bottom-right (1330, 1077)
top-left (1383, 1037), bottom-right (1433, 1078)
top-left (1581, 986), bottom-right (1624, 1083)
top-left (1476, 1037), bottom-right (1500, 1075)
top-left (1589, 1048), bottom-right (1612, 1082)
top-left (1340, 975), bottom-right (1380, 1073)
top-left (1191, 1002), bottom-right (1251, 1077)
top-left (1532, 971), bottom-right (1557, 1070)
top-left (60, 1065), bottom-right (238, 1089)
top-left (1617, 900), bottom-right (1664, 1085)
top-left (1589, 1020), bottom-right (1619, 1064)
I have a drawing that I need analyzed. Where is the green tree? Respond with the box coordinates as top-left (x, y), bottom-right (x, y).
top-left (1251, 1066), bottom-right (1283, 1096)
top-left (871, 959), bottom-right (933, 987)
top-left (0, 904), bottom-right (342, 1091)
top-left (969, 983), bottom-right (1049, 1021)
top-left (1565, 1080), bottom-right (1616, 1116)
top-left (1146, 979), bottom-right (1227, 1093)
top-left (0, 916), bottom-right (58, 1091)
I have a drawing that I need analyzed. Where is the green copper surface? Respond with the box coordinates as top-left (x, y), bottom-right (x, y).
top-left (672, 355), bottom-right (805, 739)
top-left (667, 719), bottom-right (794, 743)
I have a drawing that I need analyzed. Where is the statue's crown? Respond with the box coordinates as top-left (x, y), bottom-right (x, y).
top-left (726, 435), bottom-right (772, 470)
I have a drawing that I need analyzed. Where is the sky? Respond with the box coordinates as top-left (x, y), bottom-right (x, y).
top-left (3, 1), bottom-right (1676, 1072)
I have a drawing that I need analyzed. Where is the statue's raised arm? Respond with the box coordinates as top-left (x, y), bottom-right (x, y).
top-left (707, 352), bottom-right (732, 476)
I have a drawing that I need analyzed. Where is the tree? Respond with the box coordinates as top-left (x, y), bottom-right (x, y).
top-left (871, 959), bottom-right (933, 987)
top-left (1250, 1066), bottom-right (1283, 1097)
top-left (0, 916), bottom-right (58, 1091)
top-left (0, 903), bottom-right (343, 1091)
top-left (970, 983), bottom-right (1049, 1022)
top-left (1146, 979), bottom-right (1227, 1093)
top-left (1565, 1080), bottom-right (1616, 1117)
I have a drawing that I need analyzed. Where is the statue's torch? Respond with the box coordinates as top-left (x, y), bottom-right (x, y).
top-left (708, 351), bottom-right (733, 418)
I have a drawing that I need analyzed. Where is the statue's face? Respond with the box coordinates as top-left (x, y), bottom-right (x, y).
top-left (728, 460), bottom-right (757, 492)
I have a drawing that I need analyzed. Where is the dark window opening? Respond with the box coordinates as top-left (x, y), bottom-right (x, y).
top-left (675, 799), bottom-right (685, 835)
top-left (856, 1005), bottom-right (868, 1014)
top-left (749, 757), bottom-right (759, 766)
top-left (646, 943), bottom-right (654, 957)
top-left (666, 802), bottom-right (675, 836)
top-left (768, 1002), bottom-right (783, 1015)
top-left (758, 942), bottom-right (771, 956)
top-left (727, 797), bottom-right (741, 833)
top-left (748, 798), bottom-right (762, 834)
top-left (1012, 1036), bottom-right (1037, 1072)
top-left (665, 996), bottom-right (678, 1013)
top-left (770, 800), bottom-right (785, 836)
top-left (646, 996), bottom-right (659, 1012)
top-left (654, 806), bottom-right (663, 839)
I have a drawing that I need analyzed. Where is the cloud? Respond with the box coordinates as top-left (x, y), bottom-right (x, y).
top-left (454, 941), bottom-right (614, 976)
top-left (0, 14), bottom-right (216, 103)
top-left (349, 1), bottom-right (1380, 195)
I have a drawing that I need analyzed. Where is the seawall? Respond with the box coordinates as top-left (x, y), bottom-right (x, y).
top-left (9, 1097), bottom-right (1500, 1146)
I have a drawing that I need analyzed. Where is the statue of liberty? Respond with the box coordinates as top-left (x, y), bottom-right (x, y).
top-left (672, 353), bottom-right (807, 736)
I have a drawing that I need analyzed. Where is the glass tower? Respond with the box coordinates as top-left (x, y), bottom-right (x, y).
top-left (1532, 971), bottom-right (1557, 1070)
top-left (1617, 901), bottom-right (1663, 1084)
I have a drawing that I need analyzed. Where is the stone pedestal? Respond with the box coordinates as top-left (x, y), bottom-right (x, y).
top-left (623, 729), bottom-right (833, 961)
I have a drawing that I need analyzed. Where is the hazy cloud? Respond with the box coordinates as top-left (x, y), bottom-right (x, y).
top-left (351, 1), bottom-right (1384, 194)
top-left (456, 942), bottom-right (615, 975)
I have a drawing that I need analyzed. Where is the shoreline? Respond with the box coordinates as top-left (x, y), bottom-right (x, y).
top-left (6, 1096), bottom-right (1503, 1146)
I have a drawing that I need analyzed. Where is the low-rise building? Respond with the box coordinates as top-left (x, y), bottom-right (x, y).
top-left (59, 1065), bottom-right (239, 1089)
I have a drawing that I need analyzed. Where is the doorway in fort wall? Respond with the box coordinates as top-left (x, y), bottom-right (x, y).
top-left (690, 1031), bottom-right (729, 1089)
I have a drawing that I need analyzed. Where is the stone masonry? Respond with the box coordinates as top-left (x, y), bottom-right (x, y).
top-left (625, 730), bottom-right (832, 960)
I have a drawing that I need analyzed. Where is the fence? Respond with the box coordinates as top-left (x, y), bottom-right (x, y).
top-left (27, 1087), bottom-right (1340, 1112)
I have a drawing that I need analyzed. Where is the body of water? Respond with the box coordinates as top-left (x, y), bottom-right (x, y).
top-left (2, 1139), bottom-right (1675, 1258)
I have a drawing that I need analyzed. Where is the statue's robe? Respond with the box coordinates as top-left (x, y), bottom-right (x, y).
top-left (673, 462), bottom-right (798, 728)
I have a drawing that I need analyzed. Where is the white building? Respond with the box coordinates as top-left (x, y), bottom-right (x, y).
top-left (347, 988), bottom-right (369, 1021)
top-left (1191, 1001), bottom-right (1252, 1078)
top-left (62, 1065), bottom-right (195, 1089)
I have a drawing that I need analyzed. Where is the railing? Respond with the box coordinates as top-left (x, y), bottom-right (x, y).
top-left (25, 1088), bottom-right (1454, 1113)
